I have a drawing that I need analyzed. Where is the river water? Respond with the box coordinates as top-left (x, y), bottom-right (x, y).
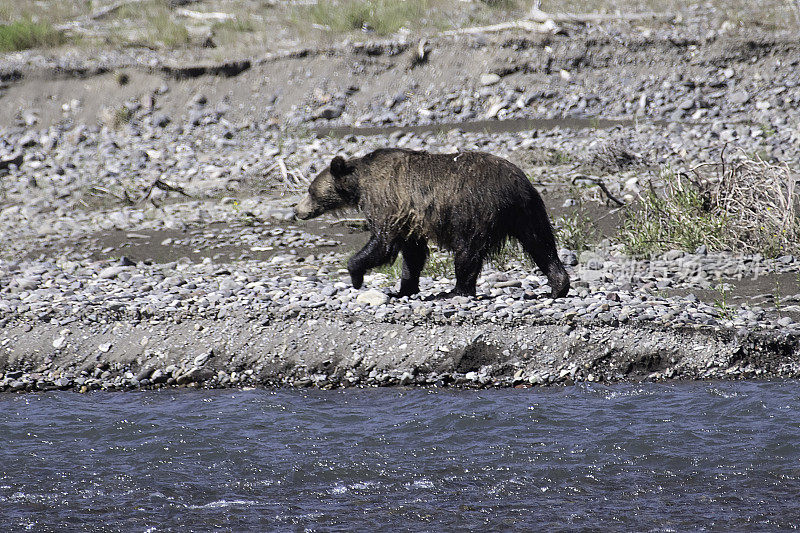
top-left (1, 381), bottom-right (799, 531)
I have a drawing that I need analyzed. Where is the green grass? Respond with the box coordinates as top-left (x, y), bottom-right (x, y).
top-left (713, 283), bottom-right (734, 319)
top-left (555, 211), bottom-right (597, 252)
top-left (481, 0), bottom-right (519, 8)
top-left (212, 17), bottom-right (257, 34)
top-left (375, 248), bottom-right (453, 280)
top-left (104, 105), bottom-right (135, 129)
top-left (303, 0), bottom-right (428, 35)
top-left (148, 15), bottom-right (189, 48)
top-left (620, 169), bottom-right (726, 257)
top-left (0, 19), bottom-right (66, 51)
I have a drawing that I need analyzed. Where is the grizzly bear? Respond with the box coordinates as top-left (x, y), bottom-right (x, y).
top-left (294, 148), bottom-right (570, 298)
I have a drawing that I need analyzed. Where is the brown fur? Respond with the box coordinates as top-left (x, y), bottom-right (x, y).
top-left (295, 148), bottom-right (570, 298)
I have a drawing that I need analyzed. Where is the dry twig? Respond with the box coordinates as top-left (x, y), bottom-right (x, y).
top-left (571, 174), bottom-right (626, 206)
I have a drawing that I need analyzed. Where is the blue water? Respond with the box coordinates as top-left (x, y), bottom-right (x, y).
top-left (1, 381), bottom-right (800, 531)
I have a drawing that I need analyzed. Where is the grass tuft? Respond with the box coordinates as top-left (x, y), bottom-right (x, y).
top-left (620, 154), bottom-right (799, 258)
top-left (148, 16), bottom-right (190, 48)
top-left (620, 168), bottom-right (726, 257)
top-left (304, 0), bottom-right (428, 35)
top-left (0, 19), bottom-right (66, 51)
top-left (555, 211), bottom-right (597, 252)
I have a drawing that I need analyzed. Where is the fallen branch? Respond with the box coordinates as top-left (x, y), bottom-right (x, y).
top-left (175, 9), bottom-right (235, 23)
top-left (439, 8), bottom-right (673, 37)
top-left (528, 7), bottom-right (675, 24)
top-left (263, 158), bottom-right (310, 193)
top-left (440, 19), bottom-right (559, 36)
top-left (56, 0), bottom-right (145, 32)
top-left (87, 186), bottom-right (134, 205)
top-left (140, 178), bottom-right (192, 205)
top-left (572, 174), bottom-right (626, 206)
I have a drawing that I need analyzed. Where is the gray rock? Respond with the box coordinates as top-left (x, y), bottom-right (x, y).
top-left (560, 250), bottom-right (578, 266)
top-left (730, 90), bottom-right (750, 105)
top-left (193, 351), bottom-right (211, 367)
top-left (99, 266), bottom-right (126, 279)
top-left (356, 289), bottom-right (388, 306)
top-left (319, 105), bottom-right (344, 120)
top-left (153, 114), bottom-right (171, 128)
top-left (150, 369), bottom-right (168, 384)
top-left (480, 73), bottom-right (501, 86)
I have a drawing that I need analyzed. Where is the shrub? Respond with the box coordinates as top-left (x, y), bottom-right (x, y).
top-left (555, 211), bottom-right (597, 252)
top-left (620, 169), bottom-right (726, 257)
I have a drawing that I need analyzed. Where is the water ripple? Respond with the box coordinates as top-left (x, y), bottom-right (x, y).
top-left (1, 381), bottom-right (800, 530)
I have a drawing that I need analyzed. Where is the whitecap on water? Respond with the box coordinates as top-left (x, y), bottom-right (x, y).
top-left (330, 481), bottom-right (379, 494)
top-left (405, 479), bottom-right (434, 489)
top-left (707, 387), bottom-right (741, 399)
top-left (187, 499), bottom-right (257, 509)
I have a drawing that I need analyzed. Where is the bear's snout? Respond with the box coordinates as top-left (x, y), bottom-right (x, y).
top-left (294, 194), bottom-right (318, 220)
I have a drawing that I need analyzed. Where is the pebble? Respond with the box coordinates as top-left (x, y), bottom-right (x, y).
top-left (99, 266), bottom-right (127, 279)
top-left (356, 289), bottom-right (388, 306)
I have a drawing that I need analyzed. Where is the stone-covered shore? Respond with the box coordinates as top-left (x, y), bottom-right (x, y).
top-left (1, 240), bottom-right (799, 392)
top-left (2, 12), bottom-right (800, 391)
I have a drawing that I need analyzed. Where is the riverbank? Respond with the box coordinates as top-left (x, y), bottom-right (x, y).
top-left (1, 240), bottom-right (799, 392)
top-left (1, 2), bottom-right (799, 391)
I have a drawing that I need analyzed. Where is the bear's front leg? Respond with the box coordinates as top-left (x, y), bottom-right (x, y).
top-left (347, 235), bottom-right (398, 290)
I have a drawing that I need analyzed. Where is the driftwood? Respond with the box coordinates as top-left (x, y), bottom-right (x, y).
top-left (528, 8), bottom-right (674, 24)
top-left (140, 178), bottom-right (192, 206)
top-left (571, 174), bottom-right (626, 207)
top-left (175, 9), bottom-right (235, 23)
top-left (56, 0), bottom-right (143, 30)
top-left (56, 0), bottom-right (208, 34)
top-left (440, 19), bottom-right (559, 37)
top-left (263, 158), bottom-right (309, 193)
top-left (55, 0), bottom-right (146, 34)
top-left (439, 7), bottom-right (673, 37)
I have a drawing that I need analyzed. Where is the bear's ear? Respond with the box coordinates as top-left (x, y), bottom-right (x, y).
top-left (330, 156), bottom-right (352, 180)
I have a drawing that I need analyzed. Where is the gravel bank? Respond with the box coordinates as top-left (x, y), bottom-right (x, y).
top-left (1, 15), bottom-right (799, 391)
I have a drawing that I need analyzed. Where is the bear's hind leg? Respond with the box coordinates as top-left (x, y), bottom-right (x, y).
top-left (515, 229), bottom-right (570, 298)
top-left (391, 238), bottom-right (428, 297)
top-left (452, 249), bottom-right (485, 297)
top-left (348, 235), bottom-right (399, 289)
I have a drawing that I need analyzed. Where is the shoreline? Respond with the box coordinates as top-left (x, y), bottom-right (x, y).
top-left (2, 7), bottom-right (800, 393)
top-left (2, 260), bottom-right (799, 393)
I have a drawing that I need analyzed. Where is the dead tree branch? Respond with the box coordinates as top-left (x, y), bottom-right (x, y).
top-left (571, 174), bottom-right (627, 206)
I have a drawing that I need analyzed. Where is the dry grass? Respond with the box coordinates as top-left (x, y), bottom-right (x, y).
top-left (705, 153), bottom-right (799, 256)
top-left (302, 0), bottom-right (430, 35)
top-left (2, 0), bottom-right (798, 55)
top-left (621, 153), bottom-right (800, 258)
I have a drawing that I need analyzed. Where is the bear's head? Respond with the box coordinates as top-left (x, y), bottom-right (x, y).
top-left (294, 155), bottom-right (358, 220)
